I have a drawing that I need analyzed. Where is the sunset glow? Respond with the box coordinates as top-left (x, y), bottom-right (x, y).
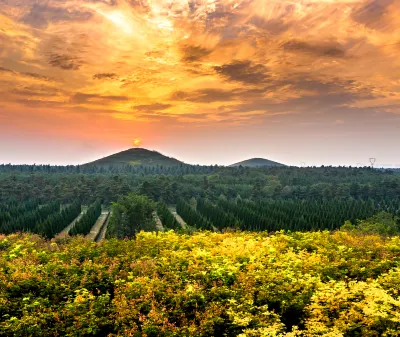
top-left (0, 0), bottom-right (399, 166)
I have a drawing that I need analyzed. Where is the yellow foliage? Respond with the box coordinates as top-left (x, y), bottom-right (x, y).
top-left (1, 231), bottom-right (400, 336)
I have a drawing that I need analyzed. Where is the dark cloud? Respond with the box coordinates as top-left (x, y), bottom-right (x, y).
top-left (14, 98), bottom-right (64, 108)
top-left (185, 75), bottom-right (380, 121)
top-left (134, 103), bottom-right (173, 111)
top-left (230, 77), bottom-right (378, 118)
top-left (10, 83), bottom-right (61, 97)
top-left (12, 89), bottom-right (52, 97)
top-left (70, 93), bottom-right (130, 104)
top-left (181, 45), bottom-right (212, 62)
top-left (0, 67), bottom-right (53, 81)
top-left (22, 4), bottom-right (92, 28)
top-left (0, 67), bottom-right (14, 73)
top-left (293, 77), bottom-right (377, 101)
top-left (352, 0), bottom-right (393, 28)
top-left (21, 72), bottom-right (53, 81)
top-left (249, 17), bottom-right (290, 35)
top-left (283, 40), bottom-right (346, 58)
top-left (93, 73), bottom-right (118, 80)
top-left (171, 89), bottom-right (238, 103)
top-left (214, 61), bottom-right (269, 84)
top-left (48, 53), bottom-right (82, 70)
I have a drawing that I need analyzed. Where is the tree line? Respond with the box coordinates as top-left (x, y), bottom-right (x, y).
top-left (1, 166), bottom-right (399, 207)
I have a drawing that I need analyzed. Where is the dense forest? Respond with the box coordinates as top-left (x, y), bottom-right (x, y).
top-left (1, 164), bottom-right (399, 238)
top-left (0, 165), bottom-right (399, 204)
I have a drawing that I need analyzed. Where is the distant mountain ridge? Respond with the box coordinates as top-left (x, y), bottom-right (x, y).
top-left (85, 148), bottom-right (185, 167)
top-left (230, 158), bottom-right (284, 168)
top-left (85, 148), bottom-right (284, 168)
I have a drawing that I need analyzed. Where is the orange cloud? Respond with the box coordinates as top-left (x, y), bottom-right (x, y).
top-left (0, 0), bottom-right (399, 160)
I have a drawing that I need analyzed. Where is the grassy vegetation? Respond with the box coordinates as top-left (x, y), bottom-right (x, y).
top-left (1, 230), bottom-right (400, 336)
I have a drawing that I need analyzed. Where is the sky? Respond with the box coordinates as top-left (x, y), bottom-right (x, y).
top-left (0, 0), bottom-right (399, 167)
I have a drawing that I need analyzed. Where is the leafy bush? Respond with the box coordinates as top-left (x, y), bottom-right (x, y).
top-left (1, 230), bottom-right (400, 336)
top-left (341, 212), bottom-right (400, 235)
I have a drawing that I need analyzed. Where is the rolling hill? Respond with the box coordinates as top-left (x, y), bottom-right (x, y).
top-left (85, 148), bottom-right (185, 167)
top-left (230, 158), bottom-right (284, 168)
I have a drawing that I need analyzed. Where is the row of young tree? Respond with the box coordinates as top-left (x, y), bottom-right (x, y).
top-left (36, 202), bottom-right (81, 238)
top-left (196, 198), bottom-right (240, 230)
top-left (157, 202), bottom-right (180, 230)
top-left (210, 198), bottom-right (400, 232)
top-left (176, 199), bottom-right (213, 230)
top-left (0, 201), bottom-right (60, 234)
top-left (171, 197), bottom-right (400, 233)
top-left (70, 201), bottom-right (102, 236)
top-left (0, 199), bottom-right (40, 226)
top-left (0, 200), bottom-right (86, 237)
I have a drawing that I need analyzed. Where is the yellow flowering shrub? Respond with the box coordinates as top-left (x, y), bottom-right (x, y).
top-left (0, 230), bottom-right (400, 336)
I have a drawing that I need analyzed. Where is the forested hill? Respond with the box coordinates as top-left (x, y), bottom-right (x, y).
top-left (230, 158), bottom-right (284, 167)
top-left (84, 148), bottom-right (184, 167)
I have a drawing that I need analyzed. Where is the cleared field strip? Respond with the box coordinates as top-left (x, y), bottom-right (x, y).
top-left (57, 206), bottom-right (88, 237)
top-left (96, 212), bottom-right (112, 242)
top-left (86, 211), bottom-right (110, 241)
top-left (153, 212), bottom-right (164, 232)
top-left (169, 207), bottom-right (186, 229)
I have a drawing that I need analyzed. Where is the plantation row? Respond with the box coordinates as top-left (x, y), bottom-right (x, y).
top-left (2, 194), bottom-right (399, 238)
top-left (36, 202), bottom-right (81, 238)
top-left (0, 199), bottom-right (105, 238)
top-left (0, 199), bottom-right (40, 224)
top-left (176, 199), bottom-right (213, 230)
top-left (69, 201), bottom-right (102, 236)
top-left (157, 202), bottom-right (180, 230)
top-left (175, 197), bottom-right (400, 232)
top-left (0, 201), bottom-right (62, 235)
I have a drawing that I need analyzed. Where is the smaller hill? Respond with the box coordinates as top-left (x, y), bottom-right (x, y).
top-left (230, 158), bottom-right (284, 168)
top-left (85, 148), bottom-right (184, 167)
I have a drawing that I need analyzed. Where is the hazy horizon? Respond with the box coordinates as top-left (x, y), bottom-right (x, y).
top-left (0, 145), bottom-right (399, 168)
top-left (1, 0), bottom-right (399, 166)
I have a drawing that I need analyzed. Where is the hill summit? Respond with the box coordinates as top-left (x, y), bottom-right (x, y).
top-left (85, 148), bottom-right (184, 167)
top-left (230, 158), bottom-right (284, 168)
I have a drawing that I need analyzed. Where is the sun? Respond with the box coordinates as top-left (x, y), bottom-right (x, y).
top-left (133, 139), bottom-right (141, 147)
